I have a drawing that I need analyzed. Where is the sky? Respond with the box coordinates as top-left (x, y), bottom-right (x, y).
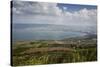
top-left (12, 1), bottom-right (97, 25)
top-left (12, 1), bottom-right (97, 34)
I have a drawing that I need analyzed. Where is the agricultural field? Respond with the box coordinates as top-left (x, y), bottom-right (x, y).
top-left (12, 37), bottom-right (97, 66)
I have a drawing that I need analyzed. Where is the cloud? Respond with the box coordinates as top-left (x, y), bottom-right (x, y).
top-left (12, 1), bottom-right (62, 16)
top-left (12, 1), bottom-right (97, 24)
top-left (12, 1), bottom-right (97, 33)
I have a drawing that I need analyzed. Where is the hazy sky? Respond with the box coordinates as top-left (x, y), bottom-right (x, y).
top-left (12, 1), bottom-right (97, 26)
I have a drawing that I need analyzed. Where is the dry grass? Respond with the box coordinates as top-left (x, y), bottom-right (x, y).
top-left (21, 47), bottom-right (74, 54)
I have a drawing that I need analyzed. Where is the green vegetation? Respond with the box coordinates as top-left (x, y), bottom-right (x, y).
top-left (12, 38), bottom-right (97, 66)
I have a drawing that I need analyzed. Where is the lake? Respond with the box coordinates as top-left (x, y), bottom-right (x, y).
top-left (12, 23), bottom-right (89, 41)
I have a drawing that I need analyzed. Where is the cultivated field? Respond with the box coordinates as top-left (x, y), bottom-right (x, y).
top-left (12, 37), bottom-right (97, 66)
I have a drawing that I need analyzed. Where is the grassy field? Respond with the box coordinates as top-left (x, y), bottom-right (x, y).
top-left (12, 37), bottom-right (97, 66)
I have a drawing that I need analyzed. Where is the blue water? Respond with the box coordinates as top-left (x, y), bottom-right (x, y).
top-left (12, 23), bottom-right (86, 41)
